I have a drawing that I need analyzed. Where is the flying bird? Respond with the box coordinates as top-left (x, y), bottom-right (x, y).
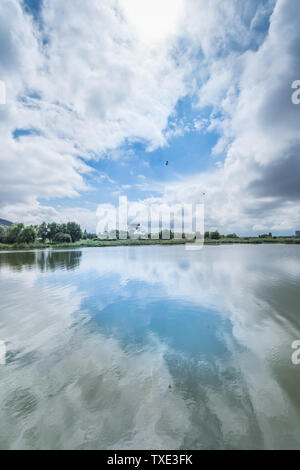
top-left (165, 161), bottom-right (169, 166)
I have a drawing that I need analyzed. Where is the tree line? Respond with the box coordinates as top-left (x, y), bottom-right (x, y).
top-left (0, 221), bottom-right (83, 245)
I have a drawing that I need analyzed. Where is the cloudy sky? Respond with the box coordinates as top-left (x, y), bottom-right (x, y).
top-left (0, 0), bottom-right (299, 234)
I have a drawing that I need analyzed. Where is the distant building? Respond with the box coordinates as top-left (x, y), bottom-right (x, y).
top-left (296, 231), bottom-right (300, 237)
top-left (128, 223), bottom-right (147, 238)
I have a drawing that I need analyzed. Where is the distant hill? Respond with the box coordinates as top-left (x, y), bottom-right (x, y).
top-left (0, 218), bottom-right (13, 226)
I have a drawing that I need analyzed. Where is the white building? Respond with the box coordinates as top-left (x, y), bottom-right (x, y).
top-left (128, 223), bottom-right (148, 238)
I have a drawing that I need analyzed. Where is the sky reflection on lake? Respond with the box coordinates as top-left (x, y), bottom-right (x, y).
top-left (0, 245), bottom-right (300, 449)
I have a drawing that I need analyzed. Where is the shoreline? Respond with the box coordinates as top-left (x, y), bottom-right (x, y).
top-left (1, 237), bottom-right (300, 251)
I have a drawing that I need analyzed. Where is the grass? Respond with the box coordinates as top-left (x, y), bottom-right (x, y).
top-left (206, 237), bottom-right (300, 245)
top-left (0, 238), bottom-right (187, 251)
top-left (1, 236), bottom-right (300, 251)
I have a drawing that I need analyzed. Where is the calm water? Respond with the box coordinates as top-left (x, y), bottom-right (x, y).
top-left (1, 245), bottom-right (300, 450)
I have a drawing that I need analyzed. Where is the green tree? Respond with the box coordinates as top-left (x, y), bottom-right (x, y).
top-left (87, 232), bottom-right (97, 240)
top-left (38, 222), bottom-right (48, 242)
top-left (210, 231), bottom-right (220, 240)
top-left (66, 222), bottom-right (82, 242)
top-left (54, 233), bottom-right (72, 243)
top-left (17, 226), bottom-right (37, 244)
top-left (48, 222), bottom-right (60, 242)
top-left (0, 226), bottom-right (8, 243)
top-left (58, 223), bottom-right (67, 234)
top-left (204, 231), bottom-right (210, 239)
top-left (6, 223), bottom-right (24, 244)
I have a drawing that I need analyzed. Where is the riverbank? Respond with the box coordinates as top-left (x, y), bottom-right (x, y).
top-left (1, 237), bottom-right (300, 251)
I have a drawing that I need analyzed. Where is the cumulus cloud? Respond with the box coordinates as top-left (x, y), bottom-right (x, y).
top-left (142, 0), bottom-right (300, 234)
top-left (0, 0), bottom-right (188, 225)
top-left (0, 0), bottom-right (299, 232)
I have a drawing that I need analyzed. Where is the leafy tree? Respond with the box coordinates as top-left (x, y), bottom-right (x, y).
top-left (48, 222), bottom-right (60, 242)
top-left (17, 226), bottom-right (37, 244)
top-left (81, 230), bottom-right (96, 240)
top-left (54, 233), bottom-right (72, 243)
top-left (210, 231), bottom-right (220, 240)
top-left (66, 222), bottom-right (82, 242)
top-left (226, 233), bottom-right (238, 238)
top-left (38, 222), bottom-right (48, 242)
top-left (6, 223), bottom-right (24, 244)
top-left (204, 231), bottom-right (210, 239)
top-left (0, 226), bottom-right (8, 243)
top-left (58, 223), bottom-right (68, 234)
top-left (87, 232), bottom-right (97, 240)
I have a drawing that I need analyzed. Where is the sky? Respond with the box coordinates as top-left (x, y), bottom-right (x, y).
top-left (0, 0), bottom-right (299, 235)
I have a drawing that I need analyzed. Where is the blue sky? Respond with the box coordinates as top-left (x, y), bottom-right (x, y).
top-left (23, 0), bottom-right (41, 16)
top-left (1, 0), bottom-right (300, 234)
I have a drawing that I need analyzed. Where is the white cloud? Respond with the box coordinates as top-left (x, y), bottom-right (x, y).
top-left (0, 0), bottom-right (188, 224)
top-left (0, 0), bottom-right (299, 233)
top-left (0, 255), bottom-right (191, 449)
top-left (121, 0), bottom-right (184, 45)
top-left (138, 0), bottom-right (300, 234)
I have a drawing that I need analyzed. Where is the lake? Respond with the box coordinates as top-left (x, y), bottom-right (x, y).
top-left (0, 244), bottom-right (300, 450)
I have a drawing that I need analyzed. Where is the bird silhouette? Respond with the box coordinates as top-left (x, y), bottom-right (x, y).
top-left (165, 161), bottom-right (169, 166)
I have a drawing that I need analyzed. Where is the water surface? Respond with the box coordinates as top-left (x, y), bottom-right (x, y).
top-left (1, 245), bottom-right (300, 449)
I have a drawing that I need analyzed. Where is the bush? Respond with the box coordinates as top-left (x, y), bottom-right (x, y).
top-left (54, 233), bottom-right (72, 243)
